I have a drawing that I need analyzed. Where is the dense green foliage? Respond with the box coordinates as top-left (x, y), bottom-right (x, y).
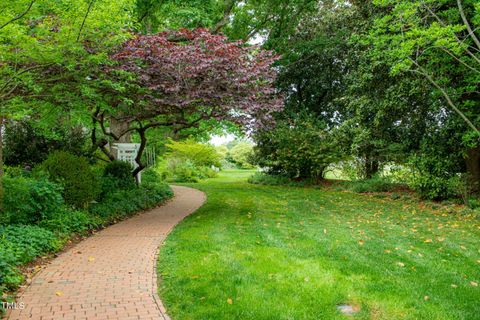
top-left (254, 114), bottom-right (344, 180)
top-left (2, 176), bottom-right (64, 225)
top-left (2, 0), bottom-right (480, 317)
top-left (245, 0), bottom-right (480, 200)
top-left (160, 140), bottom-right (220, 182)
top-left (0, 225), bottom-right (60, 291)
top-left (38, 151), bottom-right (100, 208)
top-left (159, 170), bottom-right (480, 320)
top-left (228, 141), bottom-right (255, 169)
top-left (0, 165), bottom-right (172, 299)
top-left (102, 160), bottom-right (136, 191)
top-left (3, 121), bottom-right (88, 167)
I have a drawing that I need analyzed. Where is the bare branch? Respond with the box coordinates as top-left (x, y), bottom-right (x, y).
top-left (77, 0), bottom-right (95, 42)
top-left (438, 46), bottom-right (480, 74)
top-left (409, 59), bottom-right (479, 135)
top-left (0, 0), bottom-right (36, 30)
top-left (212, 0), bottom-right (236, 34)
top-left (422, 2), bottom-right (480, 66)
top-left (457, 0), bottom-right (480, 51)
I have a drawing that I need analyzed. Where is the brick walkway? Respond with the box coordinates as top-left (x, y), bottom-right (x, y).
top-left (7, 186), bottom-right (206, 320)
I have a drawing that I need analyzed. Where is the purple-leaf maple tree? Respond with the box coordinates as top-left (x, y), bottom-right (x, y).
top-left (96, 28), bottom-right (282, 177)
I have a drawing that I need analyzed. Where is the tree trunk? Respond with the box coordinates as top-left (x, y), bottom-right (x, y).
top-left (132, 128), bottom-right (147, 184)
top-left (109, 117), bottom-right (131, 159)
top-left (465, 146), bottom-right (480, 193)
top-left (364, 155), bottom-right (379, 179)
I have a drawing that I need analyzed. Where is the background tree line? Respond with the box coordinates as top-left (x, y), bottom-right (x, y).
top-left (1, 0), bottom-right (479, 201)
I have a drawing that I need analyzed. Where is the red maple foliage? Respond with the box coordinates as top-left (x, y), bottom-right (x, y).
top-left (111, 28), bottom-right (283, 130)
top-left (94, 28), bottom-right (282, 177)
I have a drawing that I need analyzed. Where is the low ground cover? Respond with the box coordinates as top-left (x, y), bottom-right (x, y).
top-left (0, 157), bottom-right (173, 309)
top-left (158, 170), bottom-right (479, 320)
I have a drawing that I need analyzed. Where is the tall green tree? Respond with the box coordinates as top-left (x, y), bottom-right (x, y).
top-left (370, 0), bottom-right (480, 187)
top-left (0, 0), bottom-right (136, 207)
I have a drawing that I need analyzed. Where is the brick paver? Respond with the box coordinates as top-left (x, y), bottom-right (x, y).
top-left (8, 186), bottom-right (206, 320)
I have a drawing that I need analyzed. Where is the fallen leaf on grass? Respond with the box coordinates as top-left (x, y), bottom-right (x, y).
top-left (384, 249), bottom-right (391, 253)
top-left (358, 240), bottom-right (365, 246)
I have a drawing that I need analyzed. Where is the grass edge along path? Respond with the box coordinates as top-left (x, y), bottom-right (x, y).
top-left (157, 170), bottom-right (480, 320)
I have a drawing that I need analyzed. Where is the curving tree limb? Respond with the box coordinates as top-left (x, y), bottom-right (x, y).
top-left (77, 0), bottom-right (95, 42)
top-left (0, 0), bottom-right (36, 30)
top-left (457, 0), bottom-right (480, 51)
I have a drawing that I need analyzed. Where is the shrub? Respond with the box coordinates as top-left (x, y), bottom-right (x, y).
top-left (168, 159), bottom-right (201, 182)
top-left (141, 167), bottom-right (163, 185)
top-left (409, 174), bottom-right (460, 200)
top-left (89, 182), bottom-right (173, 221)
top-left (38, 210), bottom-right (101, 235)
top-left (2, 176), bottom-right (64, 224)
top-left (407, 155), bottom-right (461, 200)
top-left (4, 121), bottom-right (88, 167)
top-left (248, 172), bottom-right (292, 186)
top-left (102, 160), bottom-right (135, 191)
top-left (165, 139), bottom-right (221, 167)
top-left (4, 166), bottom-right (27, 178)
top-left (228, 141), bottom-right (255, 168)
top-left (0, 225), bottom-right (60, 290)
top-left (159, 139), bottom-right (222, 183)
top-left (349, 176), bottom-right (398, 193)
top-left (38, 151), bottom-right (100, 208)
top-left (253, 113), bottom-right (344, 179)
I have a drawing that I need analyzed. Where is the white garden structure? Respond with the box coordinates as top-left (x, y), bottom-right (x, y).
top-left (112, 143), bottom-right (142, 183)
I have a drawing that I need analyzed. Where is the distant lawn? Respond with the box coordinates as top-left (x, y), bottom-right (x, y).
top-left (157, 170), bottom-right (480, 320)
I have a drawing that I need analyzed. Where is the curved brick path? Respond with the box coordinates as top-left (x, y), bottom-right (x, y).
top-left (8, 186), bottom-right (206, 320)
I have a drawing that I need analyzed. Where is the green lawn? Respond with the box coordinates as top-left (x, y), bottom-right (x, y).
top-left (157, 170), bottom-right (480, 320)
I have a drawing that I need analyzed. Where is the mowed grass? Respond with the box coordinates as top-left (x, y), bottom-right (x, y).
top-left (157, 170), bottom-right (480, 320)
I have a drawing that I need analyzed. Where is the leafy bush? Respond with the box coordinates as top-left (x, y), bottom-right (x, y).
top-left (165, 139), bottom-right (221, 167)
top-left (248, 172), bottom-right (292, 186)
top-left (102, 160), bottom-right (135, 191)
top-left (141, 167), bottom-right (163, 184)
top-left (164, 158), bottom-right (218, 183)
top-left (227, 141), bottom-right (255, 168)
top-left (38, 151), bottom-right (100, 207)
top-left (2, 176), bottom-right (64, 224)
top-left (0, 176), bottom-right (173, 297)
top-left (4, 121), bottom-right (88, 167)
top-left (159, 139), bottom-right (222, 183)
top-left (168, 159), bottom-right (201, 182)
top-left (408, 155), bottom-right (461, 200)
top-left (89, 182), bottom-right (173, 221)
top-left (0, 225), bottom-right (60, 290)
top-left (253, 113), bottom-right (344, 180)
top-left (349, 176), bottom-right (398, 193)
top-left (409, 174), bottom-right (460, 201)
top-left (4, 166), bottom-right (28, 178)
top-left (38, 210), bottom-right (101, 235)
